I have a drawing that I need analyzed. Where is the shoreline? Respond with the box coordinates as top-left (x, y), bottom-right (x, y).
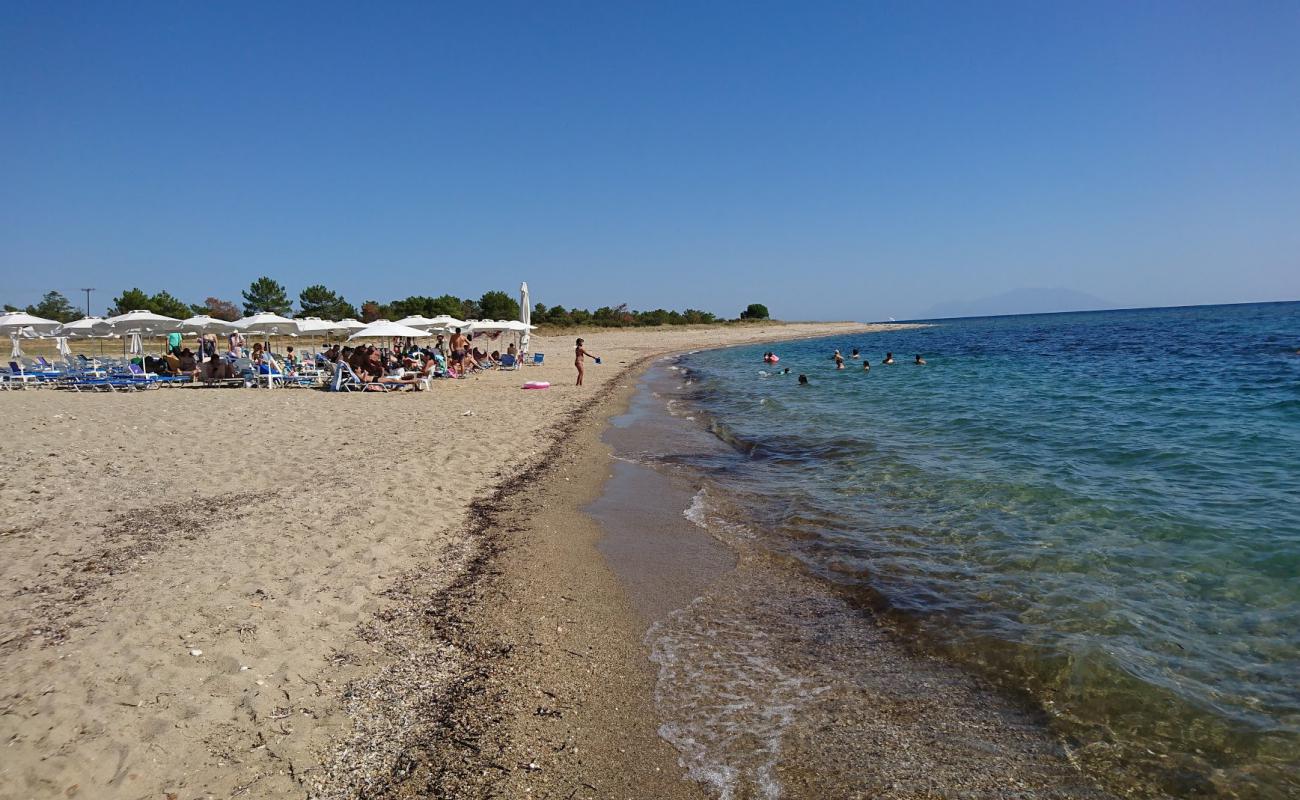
top-left (0, 323), bottom-right (913, 799)
top-left (315, 325), bottom-right (1114, 799)
top-left (309, 325), bottom-right (907, 797)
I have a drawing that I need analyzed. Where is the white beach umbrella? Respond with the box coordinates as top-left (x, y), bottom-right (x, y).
top-left (1, 312), bottom-right (58, 359)
top-left (232, 312), bottom-right (298, 335)
top-left (426, 314), bottom-right (466, 330)
top-left (466, 319), bottom-right (527, 333)
top-left (292, 316), bottom-right (340, 351)
top-left (104, 310), bottom-right (181, 335)
top-left (0, 311), bottom-right (61, 334)
top-left (346, 320), bottom-right (436, 341)
top-left (54, 336), bottom-right (72, 357)
top-left (293, 317), bottom-right (336, 334)
top-left (56, 316), bottom-right (110, 338)
top-left (178, 314), bottom-right (236, 334)
top-left (395, 315), bottom-right (442, 330)
top-left (103, 310), bottom-right (181, 359)
top-left (233, 312), bottom-right (300, 357)
top-left (520, 282), bottom-right (531, 353)
top-left (332, 318), bottom-right (368, 332)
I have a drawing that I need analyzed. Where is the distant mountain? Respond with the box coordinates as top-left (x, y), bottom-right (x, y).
top-left (917, 288), bottom-right (1115, 320)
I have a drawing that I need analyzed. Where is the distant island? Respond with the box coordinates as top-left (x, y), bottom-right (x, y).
top-left (916, 287), bottom-right (1115, 320)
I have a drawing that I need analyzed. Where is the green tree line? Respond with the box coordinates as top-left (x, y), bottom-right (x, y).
top-left (6, 278), bottom-right (770, 327)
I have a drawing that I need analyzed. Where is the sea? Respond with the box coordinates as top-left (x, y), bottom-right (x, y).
top-left (592, 302), bottom-right (1299, 799)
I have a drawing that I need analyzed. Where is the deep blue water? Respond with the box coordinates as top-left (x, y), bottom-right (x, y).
top-left (677, 303), bottom-right (1300, 797)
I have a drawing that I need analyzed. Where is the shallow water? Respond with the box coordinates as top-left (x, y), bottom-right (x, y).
top-left (668, 303), bottom-right (1299, 798)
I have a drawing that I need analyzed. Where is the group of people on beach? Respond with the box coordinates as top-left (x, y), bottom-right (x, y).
top-left (139, 328), bottom-right (607, 389)
top-left (140, 325), bottom-right (527, 388)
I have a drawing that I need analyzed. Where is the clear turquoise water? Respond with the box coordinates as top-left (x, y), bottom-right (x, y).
top-left (677, 303), bottom-right (1300, 797)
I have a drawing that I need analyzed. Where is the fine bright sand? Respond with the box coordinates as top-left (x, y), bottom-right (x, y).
top-left (0, 322), bottom-right (883, 800)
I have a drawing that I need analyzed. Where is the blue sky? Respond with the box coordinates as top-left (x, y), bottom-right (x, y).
top-left (2, 1), bottom-right (1298, 321)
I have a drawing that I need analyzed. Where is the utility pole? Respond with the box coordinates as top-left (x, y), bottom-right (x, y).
top-left (79, 288), bottom-right (95, 317)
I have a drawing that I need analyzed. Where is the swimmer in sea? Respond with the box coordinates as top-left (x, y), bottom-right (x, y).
top-left (863, 359), bottom-right (870, 371)
top-left (883, 352), bottom-right (896, 365)
top-left (798, 374), bottom-right (809, 385)
top-left (851, 348), bottom-right (860, 359)
top-left (833, 350), bottom-right (844, 369)
top-left (783, 367), bottom-right (790, 375)
top-left (914, 354), bottom-right (926, 365)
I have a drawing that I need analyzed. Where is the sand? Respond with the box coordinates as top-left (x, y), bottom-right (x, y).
top-left (0, 322), bottom-right (883, 800)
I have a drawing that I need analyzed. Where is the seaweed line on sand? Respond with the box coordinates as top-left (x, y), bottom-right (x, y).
top-left (311, 358), bottom-right (653, 800)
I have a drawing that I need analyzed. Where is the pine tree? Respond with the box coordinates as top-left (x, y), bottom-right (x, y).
top-left (26, 290), bottom-right (80, 322)
top-left (478, 290), bottom-right (521, 320)
top-left (298, 285), bottom-right (357, 320)
top-left (242, 277), bottom-right (292, 316)
top-left (108, 288), bottom-right (154, 316)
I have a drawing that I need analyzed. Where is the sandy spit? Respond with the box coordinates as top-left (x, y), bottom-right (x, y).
top-left (0, 322), bottom-right (885, 800)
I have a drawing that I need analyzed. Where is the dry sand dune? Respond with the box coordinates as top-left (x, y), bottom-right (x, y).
top-left (0, 322), bottom-right (879, 800)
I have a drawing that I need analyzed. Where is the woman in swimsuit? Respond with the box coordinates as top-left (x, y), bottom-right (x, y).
top-left (575, 338), bottom-right (599, 386)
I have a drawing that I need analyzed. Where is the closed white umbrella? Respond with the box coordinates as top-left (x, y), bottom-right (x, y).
top-left (347, 320), bottom-right (437, 341)
top-left (54, 336), bottom-right (72, 357)
top-left (520, 282), bottom-right (531, 353)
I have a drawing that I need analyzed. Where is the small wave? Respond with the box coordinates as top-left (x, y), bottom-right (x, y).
top-left (683, 488), bottom-right (755, 542)
top-left (649, 599), bottom-right (825, 800)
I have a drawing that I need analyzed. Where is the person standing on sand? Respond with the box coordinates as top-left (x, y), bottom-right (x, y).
top-left (575, 338), bottom-right (599, 385)
top-left (449, 327), bottom-right (469, 375)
